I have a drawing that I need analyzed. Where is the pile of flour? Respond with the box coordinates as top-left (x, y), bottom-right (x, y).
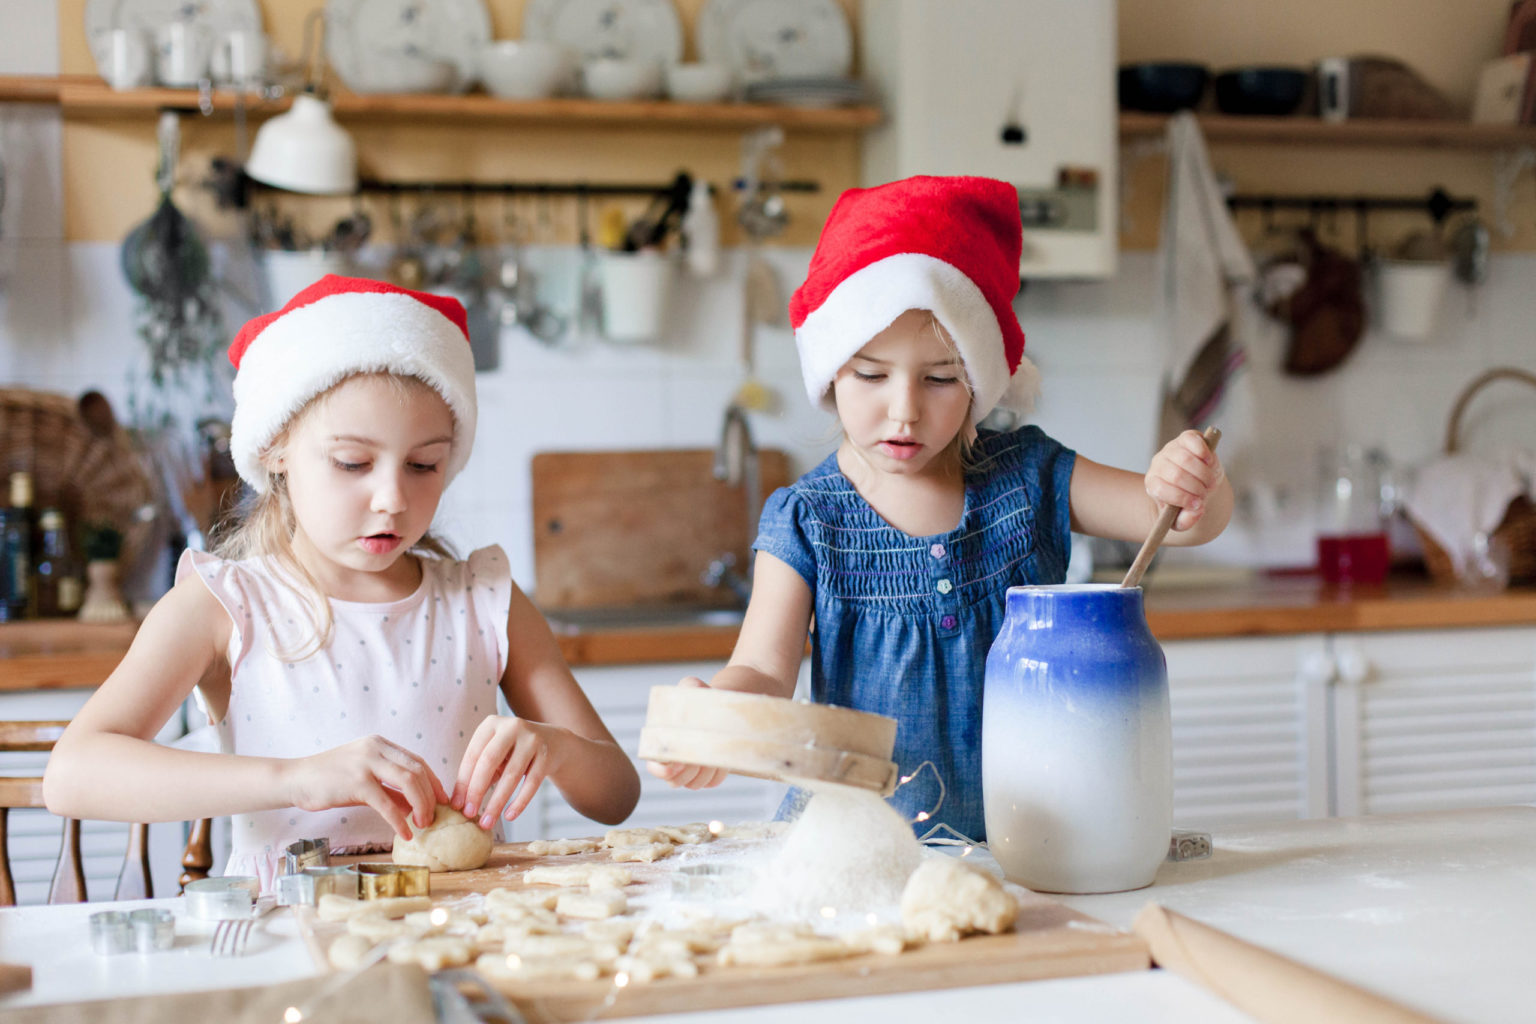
top-left (748, 781), bottom-right (923, 922)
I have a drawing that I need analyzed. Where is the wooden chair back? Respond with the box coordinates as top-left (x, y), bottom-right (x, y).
top-left (0, 720), bottom-right (212, 906)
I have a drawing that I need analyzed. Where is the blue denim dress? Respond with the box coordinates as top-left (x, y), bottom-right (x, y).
top-left (753, 425), bottom-right (1076, 842)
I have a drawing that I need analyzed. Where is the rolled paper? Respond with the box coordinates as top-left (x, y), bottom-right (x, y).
top-left (1132, 903), bottom-right (1444, 1024)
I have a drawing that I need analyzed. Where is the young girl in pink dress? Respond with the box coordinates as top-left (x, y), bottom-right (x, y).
top-left (46, 276), bottom-right (639, 888)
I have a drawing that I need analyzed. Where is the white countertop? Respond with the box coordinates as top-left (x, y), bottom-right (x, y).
top-left (3, 806), bottom-right (1533, 1023)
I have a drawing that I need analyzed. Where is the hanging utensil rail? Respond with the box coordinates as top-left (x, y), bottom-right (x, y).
top-left (244, 177), bottom-right (821, 199)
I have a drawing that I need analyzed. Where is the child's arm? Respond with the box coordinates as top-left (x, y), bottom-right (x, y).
top-left (44, 574), bottom-right (447, 839)
top-left (1069, 428), bottom-right (1234, 546)
top-left (451, 582), bottom-right (641, 832)
top-left (648, 551), bottom-right (813, 789)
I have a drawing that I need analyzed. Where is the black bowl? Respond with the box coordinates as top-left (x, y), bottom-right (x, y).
top-left (1214, 67), bottom-right (1308, 116)
top-left (1118, 62), bottom-right (1210, 113)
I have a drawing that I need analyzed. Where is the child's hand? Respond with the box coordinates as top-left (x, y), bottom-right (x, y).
top-left (283, 735), bottom-right (449, 840)
top-left (450, 716), bottom-right (565, 830)
top-left (645, 676), bottom-right (730, 790)
top-left (1146, 429), bottom-right (1226, 532)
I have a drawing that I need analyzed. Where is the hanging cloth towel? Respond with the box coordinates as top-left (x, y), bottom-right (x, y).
top-left (1158, 112), bottom-right (1256, 440)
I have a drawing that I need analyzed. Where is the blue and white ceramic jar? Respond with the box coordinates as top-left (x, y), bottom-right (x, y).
top-left (982, 583), bottom-right (1172, 893)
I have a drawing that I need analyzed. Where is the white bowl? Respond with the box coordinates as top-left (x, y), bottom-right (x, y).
top-left (664, 62), bottom-right (733, 103)
top-left (341, 56), bottom-right (457, 95)
top-left (582, 58), bottom-right (663, 101)
top-left (478, 40), bottom-right (573, 100)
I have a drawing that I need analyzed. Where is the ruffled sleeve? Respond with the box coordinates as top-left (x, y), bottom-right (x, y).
top-left (175, 548), bottom-right (256, 678)
top-left (464, 545), bottom-right (513, 681)
top-left (752, 486), bottom-right (818, 589)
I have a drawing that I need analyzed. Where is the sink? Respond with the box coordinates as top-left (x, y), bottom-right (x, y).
top-left (542, 605), bottom-right (747, 634)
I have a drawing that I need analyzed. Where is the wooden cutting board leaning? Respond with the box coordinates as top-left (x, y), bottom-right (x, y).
top-left (531, 448), bottom-right (790, 611)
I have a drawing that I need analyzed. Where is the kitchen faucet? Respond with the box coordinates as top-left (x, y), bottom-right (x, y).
top-left (704, 403), bottom-right (759, 605)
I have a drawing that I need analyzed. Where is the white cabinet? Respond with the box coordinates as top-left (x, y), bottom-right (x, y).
top-left (509, 661), bottom-right (807, 842)
top-left (1331, 629), bottom-right (1536, 817)
top-left (1164, 626), bottom-right (1536, 830)
top-left (859, 0), bottom-right (1117, 278)
top-left (0, 689), bottom-right (188, 905)
top-left (1164, 635), bottom-right (1331, 828)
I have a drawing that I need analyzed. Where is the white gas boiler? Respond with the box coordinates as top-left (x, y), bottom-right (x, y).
top-left (860, 0), bottom-right (1117, 279)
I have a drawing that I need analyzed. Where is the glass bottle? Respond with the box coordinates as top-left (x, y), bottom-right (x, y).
top-left (0, 472), bottom-right (37, 621)
top-left (34, 508), bottom-right (82, 618)
top-left (1315, 444), bottom-right (1391, 586)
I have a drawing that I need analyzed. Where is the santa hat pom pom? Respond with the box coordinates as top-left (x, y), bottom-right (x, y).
top-left (994, 353), bottom-right (1040, 417)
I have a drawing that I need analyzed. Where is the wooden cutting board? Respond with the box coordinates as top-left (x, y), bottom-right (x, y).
top-left (327, 841), bottom-right (1149, 1022)
top-left (531, 448), bottom-right (791, 610)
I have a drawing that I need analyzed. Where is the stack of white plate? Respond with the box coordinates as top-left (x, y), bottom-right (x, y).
top-left (742, 76), bottom-right (866, 108)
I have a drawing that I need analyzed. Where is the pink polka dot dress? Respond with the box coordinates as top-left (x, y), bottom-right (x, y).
top-left (175, 546), bottom-right (513, 890)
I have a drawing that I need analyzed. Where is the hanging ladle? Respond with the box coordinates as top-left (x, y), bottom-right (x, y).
top-left (1121, 426), bottom-right (1222, 589)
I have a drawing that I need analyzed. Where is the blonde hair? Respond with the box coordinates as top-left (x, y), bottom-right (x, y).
top-left (210, 372), bottom-right (456, 662)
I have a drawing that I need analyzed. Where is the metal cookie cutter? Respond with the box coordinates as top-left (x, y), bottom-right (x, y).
top-left (670, 862), bottom-right (746, 900)
top-left (185, 876), bottom-right (261, 920)
top-left (1167, 829), bottom-right (1213, 862)
top-left (278, 863), bottom-right (362, 907)
top-left (355, 862), bottom-right (430, 900)
top-left (284, 837), bottom-right (331, 875)
top-left (89, 911), bottom-right (133, 955)
top-left (130, 908), bottom-right (176, 952)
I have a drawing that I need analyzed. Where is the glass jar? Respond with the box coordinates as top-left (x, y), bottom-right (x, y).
top-left (1316, 444), bottom-right (1391, 586)
top-left (982, 584), bottom-right (1171, 894)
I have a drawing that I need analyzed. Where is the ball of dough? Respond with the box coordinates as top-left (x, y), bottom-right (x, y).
top-left (392, 804), bottom-right (494, 872)
top-left (900, 856), bottom-right (1018, 942)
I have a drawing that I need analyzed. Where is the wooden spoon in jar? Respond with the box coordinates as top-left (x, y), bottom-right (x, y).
top-left (1121, 426), bottom-right (1222, 589)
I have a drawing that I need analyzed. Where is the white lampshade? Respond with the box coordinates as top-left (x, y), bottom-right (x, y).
top-left (245, 93), bottom-right (358, 195)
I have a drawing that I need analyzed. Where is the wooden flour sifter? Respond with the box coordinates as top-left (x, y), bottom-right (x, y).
top-left (637, 687), bottom-right (901, 796)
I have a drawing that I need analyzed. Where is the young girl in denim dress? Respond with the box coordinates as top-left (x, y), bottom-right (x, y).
top-left (650, 176), bottom-right (1234, 842)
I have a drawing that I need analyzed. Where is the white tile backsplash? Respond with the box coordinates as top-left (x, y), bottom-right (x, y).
top-left (4, 208), bottom-right (1534, 582)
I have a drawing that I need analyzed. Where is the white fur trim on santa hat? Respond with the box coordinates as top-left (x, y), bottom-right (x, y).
top-left (795, 252), bottom-right (1032, 423)
top-left (230, 291), bottom-right (478, 491)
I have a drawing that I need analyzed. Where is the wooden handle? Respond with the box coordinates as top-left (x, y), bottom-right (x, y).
top-left (1121, 426), bottom-right (1222, 589)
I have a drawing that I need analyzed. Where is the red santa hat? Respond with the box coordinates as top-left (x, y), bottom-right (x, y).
top-left (228, 274), bottom-right (477, 491)
top-left (789, 175), bottom-right (1038, 422)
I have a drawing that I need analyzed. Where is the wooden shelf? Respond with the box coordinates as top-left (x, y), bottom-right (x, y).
top-left (1119, 110), bottom-right (1536, 149)
top-left (0, 74), bottom-right (881, 132)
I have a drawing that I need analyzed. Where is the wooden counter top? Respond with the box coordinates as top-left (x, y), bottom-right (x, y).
top-left (0, 619), bottom-right (138, 692)
top-left (3, 578), bottom-right (1533, 685)
top-left (1142, 574), bottom-right (1536, 640)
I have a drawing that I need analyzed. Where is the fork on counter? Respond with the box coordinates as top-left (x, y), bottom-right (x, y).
top-left (210, 896), bottom-right (276, 957)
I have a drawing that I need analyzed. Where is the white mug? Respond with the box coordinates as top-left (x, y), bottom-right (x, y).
top-left (211, 30), bottom-right (267, 90)
top-left (1317, 58), bottom-right (1350, 123)
top-left (105, 28), bottom-right (152, 90)
top-left (154, 22), bottom-right (213, 88)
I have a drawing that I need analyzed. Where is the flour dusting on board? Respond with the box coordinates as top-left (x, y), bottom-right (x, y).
top-left (748, 781), bottom-right (923, 921)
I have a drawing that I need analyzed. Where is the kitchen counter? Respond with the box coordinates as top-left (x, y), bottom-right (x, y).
top-left (2, 806), bottom-right (1531, 1022)
top-left (547, 574), bottom-right (1536, 665)
top-left (3, 577), bottom-right (1534, 682)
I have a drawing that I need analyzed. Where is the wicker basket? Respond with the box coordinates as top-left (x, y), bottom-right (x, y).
top-left (1410, 368), bottom-right (1536, 585)
top-left (0, 387), bottom-right (155, 574)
